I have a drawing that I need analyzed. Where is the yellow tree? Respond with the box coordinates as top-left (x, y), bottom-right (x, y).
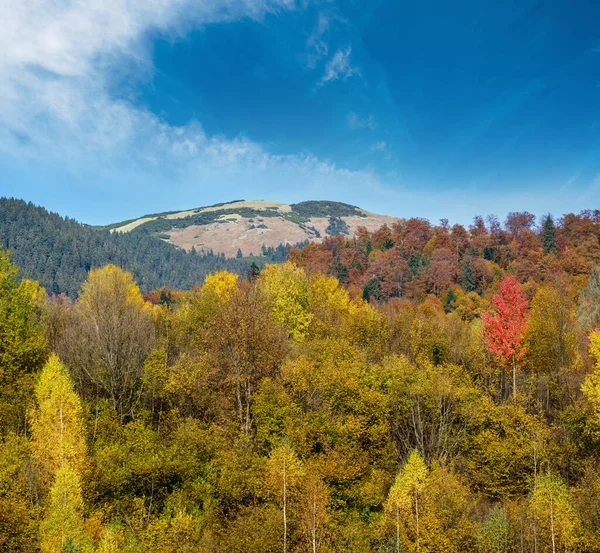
top-left (299, 472), bottom-right (329, 553)
top-left (524, 284), bottom-right (579, 411)
top-left (529, 474), bottom-right (578, 553)
top-left (582, 331), bottom-right (600, 441)
top-left (96, 524), bottom-right (125, 553)
top-left (201, 270), bottom-right (239, 301)
top-left (258, 262), bottom-right (312, 341)
top-left (60, 264), bottom-right (155, 418)
top-left (266, 442), bottom-right (305, 553)
top-left (39, 462), bottom-right (91, 553)
top-left (29, 354), bottom-right (88, 483)
top-left (207, 283), bottom-right (288, 434)
top-left (307, 273), bottom-right (352, 338)
top-left (385, 450), bottom-right (428, 553)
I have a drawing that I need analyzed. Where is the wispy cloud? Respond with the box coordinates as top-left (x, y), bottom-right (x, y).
top-left (347, 112), bottom-right (376, 130)
top-left (579, 173), bottom-right (600, 202)
top-left (559, 173), bottom-right (580, 193)
top-left (306, 13), bottom-right (330, 68)
top-left (0, 0), bottom-right (394, 206)
top-left (371, 141), bottom-right (387, 152)
top-left (317, 46), bottom-right (358, 87)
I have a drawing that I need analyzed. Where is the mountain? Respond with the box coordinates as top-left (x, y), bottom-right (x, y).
top-left (103, 199), bottom-right (400, 257)
top-left (0, 198), bottom-right (398, 297)
top-left (0, 198), bottom-right (274, 297)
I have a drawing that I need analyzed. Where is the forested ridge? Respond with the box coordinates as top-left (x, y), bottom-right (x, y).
top-left (0, 198), bottom-right (283, 297)
top-left (3, 209), bottom-right (600, 552)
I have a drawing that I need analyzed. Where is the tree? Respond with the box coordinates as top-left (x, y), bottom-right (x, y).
top-left (582, 331), bottom-right (600, 441)
top-left (444, 288), bottom-right (456, 313)
top-left (59, 264), bottom-right (155, 418)
top-left (206, 283), bottom-right (288, 434)
top-left (0, 249), bottom-right (46, 432)
top-left (0, 434), bottom-right (37, 552)
top-left (202, 269), bottom-right (238, 301)
top-left (428, 248), bottom-right (456, 296)
top-left (523, 284), bottom-right (579, 412)
top-left (259, 262), bottom-right (312, 341)
top-left (542, 214), bottom-right (558, 254)
top-left (505, 212), bottom-right (536, 238)
top-left (96, 525), bottom-right (125, 553)
top-left (385, 450), bottom-right (428, 553)
top-left (39, 462), bottom-right (91, 553)
top-left (362, 277), bottom-right (383, 304)
top-left (477, 505), bottom-right (510, 553)
top-left (577, 265), bottom-right (600, 331)
top-left (388, 356), bottom-right (478, 463)
top-left (482, 276), bottom-right (529, 398)
top-left (299, 473), bottom-right (329, 553)
top-left (29, 354), bottom-right (88, 483)
top-left (266, 443), bottom-right (304, 553)
top-left (529, 474), bottom-right (578, 553)
top-left (468, 399), bottom-right (548, 499)
top-left (247, 260), bottom-right (261, 281)
top-left (461, 254), bottom-right (477, 293)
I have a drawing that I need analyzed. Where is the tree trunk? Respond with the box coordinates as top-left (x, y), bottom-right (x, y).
top-left (283, 463), bottom-right (287, 553)
top-left (415, 493), bottom-right (420, 553)
top-left (312, 495), bottom-right (318, 553)
top-left (396, 506), bottom-right (400, 553)
top-left (512, 354), bottom-right (517, 399)
top-left (550, 498), bottom-right (556, 553)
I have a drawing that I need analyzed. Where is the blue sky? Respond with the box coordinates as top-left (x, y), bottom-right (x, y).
top-left (1, 0), bottom-right (600, 225)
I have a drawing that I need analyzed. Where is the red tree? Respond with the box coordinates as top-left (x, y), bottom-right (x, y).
top-left (482, 276), bottom-right (529, 398)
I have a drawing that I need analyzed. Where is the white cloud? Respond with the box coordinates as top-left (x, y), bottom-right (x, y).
top-left (347, 112), bottom-right (375, 130)
top-left (0, 0), bottom-right (393, 203)
top-left (371, 141), bottom-right (386, 152)
top-left (306, 13), bottom-right (330, 68)
top-left (317, 46), bottom-right (357, 87)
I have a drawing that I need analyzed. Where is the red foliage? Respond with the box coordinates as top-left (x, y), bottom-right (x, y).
top-left (482, 276), bottom-right (529, 363)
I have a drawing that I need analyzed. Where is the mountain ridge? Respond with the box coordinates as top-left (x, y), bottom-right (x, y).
top-left (103, 199), bottom-right (400, 257)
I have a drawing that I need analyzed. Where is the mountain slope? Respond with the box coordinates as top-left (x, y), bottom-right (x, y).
top-left (0, 198), bottom-right (272, 297)
top-left (105, 199), bottom-right (400, 257)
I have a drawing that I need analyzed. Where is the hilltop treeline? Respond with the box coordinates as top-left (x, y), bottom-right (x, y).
top-left (0, 198), bottom-right (276, 296)
top-left (2, 224), bottom-right (600, 552)
top-left (291, 210), bottom-right (599, 304)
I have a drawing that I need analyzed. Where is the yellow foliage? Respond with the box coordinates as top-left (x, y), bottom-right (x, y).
top-left (259, 262), bottom-right (312, 341)
top-left (582, 330), bottom-right (600, 440)
top-left (202, 270), bottom-right (239, 301)
top-left (529, 474), bottom-right (578, 552)
top-left (96, 525), bottom-right (125, 553)
top-left (39, 462), bottom-right (91, 553)
top-left (29, 354), bottom-right (88, 482)
top-left (80, 264), bottom-right (146, 311)
top-left (309, 273), bottom-right (351, 312)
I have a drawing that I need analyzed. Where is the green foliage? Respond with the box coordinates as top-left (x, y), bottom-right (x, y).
top-left (0, 249), bottom-right (46, 432)
top-left (363, 277), bottom-right (383, 303)
top-left (325, 216), bottom-right (350, 236)
top-left (290, 200), bottom-right (365, 219)
top-left (477, 505), bottom-right (510, 553)
top-left (542, 214), bottom-right (558, 254)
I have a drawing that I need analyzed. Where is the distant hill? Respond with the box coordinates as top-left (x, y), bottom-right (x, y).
top-left (0, 198), bottom-right (278, 297)
top-left (103, 199), bottom-right (400, 257)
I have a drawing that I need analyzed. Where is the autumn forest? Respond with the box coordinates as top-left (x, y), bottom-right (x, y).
top-left (4, 209), bottom-right (600, 553)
